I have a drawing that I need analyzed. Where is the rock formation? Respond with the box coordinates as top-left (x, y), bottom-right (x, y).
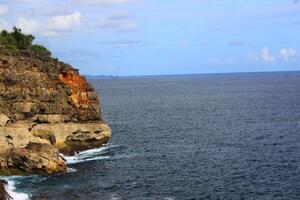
top-left (0, 51), bottom-right (111, 176)
top-left (0, 180), bottom-right (11, 200)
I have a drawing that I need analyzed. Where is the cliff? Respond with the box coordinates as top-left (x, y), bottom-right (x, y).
top-left (0, 52), bottom-right (111, 175)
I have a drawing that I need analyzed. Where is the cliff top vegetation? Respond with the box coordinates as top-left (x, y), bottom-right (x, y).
top-left (0, 26), bottom-right (51, 57)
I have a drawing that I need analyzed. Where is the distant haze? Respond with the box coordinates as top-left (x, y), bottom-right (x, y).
top-left (0, 0), bottom-right (299, 76)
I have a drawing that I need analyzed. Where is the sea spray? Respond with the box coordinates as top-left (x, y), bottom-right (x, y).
top-left (62, 146), bottom-right (112, 165)
top-left (0, 178), bottom-right (30, 200)
top-left (0, 145), bottom-right (116, 199)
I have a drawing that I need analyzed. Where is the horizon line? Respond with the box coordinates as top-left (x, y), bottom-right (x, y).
top-left (84, 69), bottom-right (300, 78)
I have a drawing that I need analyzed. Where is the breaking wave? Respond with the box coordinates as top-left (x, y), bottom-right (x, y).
top-left (0, 177), bottom-right (30, 200)
top-left (62, 145), bottom-right (119, 165)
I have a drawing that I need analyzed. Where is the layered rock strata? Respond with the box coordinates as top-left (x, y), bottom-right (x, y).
top-left (0, 53), bottom-right (111, 175)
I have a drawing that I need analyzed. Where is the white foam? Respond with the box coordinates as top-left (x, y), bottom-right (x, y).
top-left (64, 155), bottom-right (110, 164)
top-left (62, 146), bottom-right (111, 165)
top-left (0, 145), bottom-right (119, 198)
top-left (4, 180), bottom-right (30, 200)
top-left (110, 193), bottom-right (122, 200)
top-left (66, 167), bottom-right (78, 173)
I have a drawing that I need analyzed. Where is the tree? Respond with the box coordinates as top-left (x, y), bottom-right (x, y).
top-left (11, 26), bottom-right (35, 50)
top-left (0, 27), bottom-right (52, 56)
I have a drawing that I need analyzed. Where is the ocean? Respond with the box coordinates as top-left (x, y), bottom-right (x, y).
top-left (2, 72), bottom-right (300, 200)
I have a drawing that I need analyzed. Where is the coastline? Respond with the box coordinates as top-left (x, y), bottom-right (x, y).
top-left (0, 145), bottom-right (112, 200)
top-left (1, 178), bottom-right (29, 200)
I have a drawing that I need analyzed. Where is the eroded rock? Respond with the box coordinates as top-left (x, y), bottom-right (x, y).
top-left (0, 55), bottom-right (102, 122)
top-left (32, 114), bottom-right (70, 123)
top-left (2, 142), bottom-right (66, 175)
top-left (31, 122), bottom-right (112, 155)
top-left (0, 124), bottom-right (50, 150)
top-left (0, 53), bottom-right (111, 176)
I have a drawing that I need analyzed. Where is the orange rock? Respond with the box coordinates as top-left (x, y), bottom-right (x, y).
top-left (59, 71), bottom-right (90, 109)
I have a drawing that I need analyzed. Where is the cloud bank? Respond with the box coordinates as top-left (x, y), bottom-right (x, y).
top-left (280, 48), bottom-right (296, 61)
top-left (47, 11), bottom-right (81, 31)
top-left (75, 0), bottom-right (134, 5)
top-left (261, 47), bottom-right (276, 63)
top-left (16, 17), bottom-right (39, 33)
top-left (0, 5), bottom-right (8, 15)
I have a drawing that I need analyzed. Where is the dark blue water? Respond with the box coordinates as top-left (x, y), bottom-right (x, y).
top-left (13, 72), bottom-right (300, 199)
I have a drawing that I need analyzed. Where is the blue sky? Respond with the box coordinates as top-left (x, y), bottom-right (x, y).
top-left (0, 0), bottom-right (299, 76)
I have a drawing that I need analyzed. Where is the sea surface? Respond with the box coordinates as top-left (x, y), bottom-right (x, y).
top-left (3, 72), bottom-right (300, 200)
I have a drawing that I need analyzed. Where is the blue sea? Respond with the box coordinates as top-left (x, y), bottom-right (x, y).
top-left (3, 72), bottom-right (300, 200)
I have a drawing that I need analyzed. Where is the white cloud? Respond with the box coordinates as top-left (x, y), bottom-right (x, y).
top-left (280, 48), bottom-right (296, 61)
top-left (98, 40), bottom-right (155, 48)
top-left (16, 17), bottom-right (39, 33)
top-left (75, 0), bottom-right (134, 5)
top-left (43, 31), bottom-right (62, 37)
top-left (108, 10), bottom-right (134, 20)
top-left (97, 16), bottom-right (137, 32)
top-left (0, 19), bottom-right (9, 31)
top-left (261, 47), bottom-right (276, 63)
top-left (0, 5), bottom-right (8, 15)
top-left (48, 11), bottom-right (81, 31)
top-left (94, 11), bottom-right (137, 32)
top-left (15, 0), bottom-right (43, 2)
top-left (99, 40), bottom-right (142, 48)
top-left (247, 51), bottom-right (259, 62)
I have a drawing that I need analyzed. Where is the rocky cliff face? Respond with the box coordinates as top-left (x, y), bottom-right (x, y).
top-left (0, 53), bottom-right (111, 175)
top-left (0, 180), bottom-right (10, 200)
top-left (0, 54), bottom-right (101, 122)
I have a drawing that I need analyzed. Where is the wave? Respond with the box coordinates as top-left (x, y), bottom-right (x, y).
top-left (62, 145), bottom-right (119, 165)
top-left (0, 177), bottom-right (30, 200)
top-left (66, 167), bottom-right (78, 173)
top-left (0, 145), bottom-right (121, 199)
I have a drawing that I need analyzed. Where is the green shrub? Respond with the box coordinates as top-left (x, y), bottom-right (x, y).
top-left (0, 26), bottom-right (51, 56)
top-left (0, 29), bottom-right (19, 53)
top-left (11, 27), bottom-right (35, 50)
top-left (30, 44), bottom-right (51, 56)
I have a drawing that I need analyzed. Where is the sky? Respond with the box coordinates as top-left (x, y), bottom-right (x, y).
top-left (0, 0), bottom-right (299, 76)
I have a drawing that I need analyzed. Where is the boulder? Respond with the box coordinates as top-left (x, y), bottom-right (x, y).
top-left (2, 142), bottom-right (66, 176)
top-left (0, 124), bottom-right (66, 176)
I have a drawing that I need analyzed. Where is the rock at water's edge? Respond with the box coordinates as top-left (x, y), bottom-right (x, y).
top-left (0, 180), bottom-right (11, 200)
top-left (1, 142), bottom-right (66, 176)
top-left (32, 122), bottom-right (112, 155)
